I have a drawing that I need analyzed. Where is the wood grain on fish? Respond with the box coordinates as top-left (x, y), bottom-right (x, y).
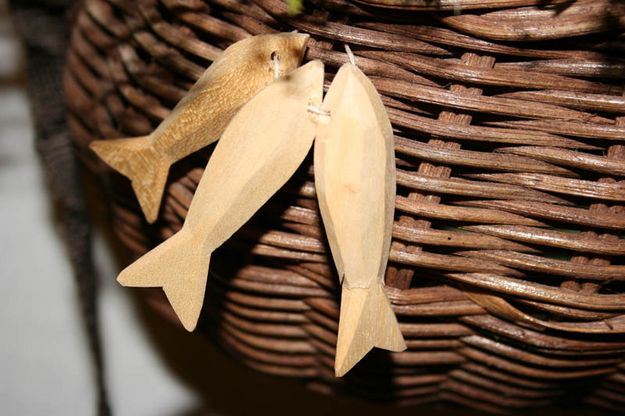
top-left (116, 60), bottom-right (325, 331)
top-left (90, 33), bottom-right (309, 223)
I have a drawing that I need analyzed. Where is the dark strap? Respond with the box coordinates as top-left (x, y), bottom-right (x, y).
top-left (11, 2), bottom-right (111, 415)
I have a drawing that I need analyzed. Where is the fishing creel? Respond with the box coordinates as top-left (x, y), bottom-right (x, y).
top-left (65, 0), bottom-right (625, 413)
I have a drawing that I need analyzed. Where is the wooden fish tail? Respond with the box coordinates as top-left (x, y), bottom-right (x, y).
top-left (335, 283), bottom-right (406, 377)
top-left (90, 136), bottom-right (169, 223)
top-left (117, 229), bottom-right (209, 331)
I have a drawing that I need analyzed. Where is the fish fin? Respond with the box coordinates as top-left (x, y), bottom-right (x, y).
top-left (334, 283), bottom-right (406, 377)
top-left (90, 136), bottom-right (169, 223)
top-left (117, 230), bottom-right (210, 331)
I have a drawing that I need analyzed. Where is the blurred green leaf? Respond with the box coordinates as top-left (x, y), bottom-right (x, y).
top-left (286, 0), bottom-right (303, 14)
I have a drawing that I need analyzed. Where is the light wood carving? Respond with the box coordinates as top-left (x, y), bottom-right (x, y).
top-left (90, 33), bottom-right (309, 223)
top-left (314, 63), bottom-right (407, 377)
top-left (117, 60), bottom-right (325, 331)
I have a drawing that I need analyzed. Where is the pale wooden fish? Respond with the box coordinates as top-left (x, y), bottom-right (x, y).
top-left (314, 63), bottom-right (406, 377)
top-left (117, 60), bottom-right (325, 331)
top-left (90, 33), bottom-right (309, 223)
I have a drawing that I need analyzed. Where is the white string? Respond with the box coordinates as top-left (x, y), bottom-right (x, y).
top-left (271, 52), bottom-right (281, 80)
top-left (344, 44), bottom-right (356, 66)
top-left (307, 104), bottom-right (330, 117)
top-left (453, 0), bottom-right (461, 15)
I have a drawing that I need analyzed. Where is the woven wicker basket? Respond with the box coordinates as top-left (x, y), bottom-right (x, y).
top-left (65, 0), bottom-right (625, 413)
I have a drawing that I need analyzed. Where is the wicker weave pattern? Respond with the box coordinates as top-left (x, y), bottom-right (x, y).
top-left (65, 0), bottom-right (625, 412)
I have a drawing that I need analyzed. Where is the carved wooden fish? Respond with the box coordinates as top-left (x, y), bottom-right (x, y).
top-left (90, 33), bottom-right (309, 223)
top-left (314, 63), bottom-right (406, 377)
top-left (116, 60), bottom-right (325, 331)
